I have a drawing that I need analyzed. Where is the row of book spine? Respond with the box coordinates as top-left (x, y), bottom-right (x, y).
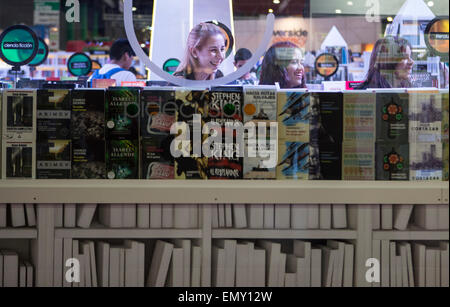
top-left (0, 251), bottom-right (34, 287)
top-left (372, 204), bottom-right (449, 231)
top-left (1, 88), bottom-right (448, 180)
top-left (372, 240), bottom-right (449, 287)
top-left (0, 204), bottom-right (36, 228)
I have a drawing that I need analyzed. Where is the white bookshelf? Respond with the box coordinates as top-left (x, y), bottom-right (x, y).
top-left (0, 181), bottom-right (448, 287)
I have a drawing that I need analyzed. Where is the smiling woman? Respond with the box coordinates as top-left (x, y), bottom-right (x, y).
top-left (174, 22), bottom-right (226, 81)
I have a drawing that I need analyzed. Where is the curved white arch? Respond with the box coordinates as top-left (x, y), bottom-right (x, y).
top-left (124, 0), bottom-right (275, 87)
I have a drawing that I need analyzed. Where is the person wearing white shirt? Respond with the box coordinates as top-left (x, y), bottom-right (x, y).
top-left (89, 39), bottom-right (137, 85)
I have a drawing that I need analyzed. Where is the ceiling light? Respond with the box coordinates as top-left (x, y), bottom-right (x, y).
top-left (335, 9), bottom-right (342, 14)
top-left (427, 1), bottom-right (434, 7)
top-left (273, 0), bottom-right (280, 4)
top-left (132, 7), bottom-right (137, 11)
top-left (387, 16), bottom-right (393, 22)
top-left (268, 9), bottom-right (274, 13)
top-left (347, 1), bottom-right (353, 5)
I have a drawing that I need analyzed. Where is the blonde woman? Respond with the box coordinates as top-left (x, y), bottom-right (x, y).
top-left (174, 22), bottom-right (226, 80)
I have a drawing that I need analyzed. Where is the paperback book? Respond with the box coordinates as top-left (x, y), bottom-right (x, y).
top-left (376, 142), bottom-right (409, 181)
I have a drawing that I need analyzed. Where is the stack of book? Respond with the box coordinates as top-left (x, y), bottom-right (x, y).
top-left (0, 204), bottom-right (36, 228)
top-left (0, 250), bottom-right (34, 287)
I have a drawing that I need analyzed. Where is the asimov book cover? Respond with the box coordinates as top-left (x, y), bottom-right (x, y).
top-left (71, 89), bottom-right (106, 179)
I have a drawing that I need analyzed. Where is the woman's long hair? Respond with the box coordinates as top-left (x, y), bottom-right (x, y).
top-left (175, 22), bottom-right (225, 80)
top-left (259, 41), bottom-right (306, 89)
top-left (359, 36), bottom-right (413, 89)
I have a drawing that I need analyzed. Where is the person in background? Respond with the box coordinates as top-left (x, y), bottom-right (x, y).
top-left (174, 23), bottom-right (225, 80)
top-left (231, 48), bottom-right (258, 85)
top-left (356, 36), bottom-right (414, 89)
top-left (89, 39), bottom-right (137, 85)
top-left (259, 41), bottom-right (307, 89)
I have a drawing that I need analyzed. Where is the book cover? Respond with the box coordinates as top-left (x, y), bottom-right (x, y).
top-left (442, 91), bottom-right (449, 143)
top-left (443, 142), bottom-right (449, 181)
top-left (409, 92), bottom-right (442, 143)
top-left (105, 88), bottom-right (140, 140)
top-left (318, 143), bottom-right (342, 180)
top-left (410, 142), bottom-right (442, 181)
top-left (174, 89), bottom-right (210, 179)
top-left (342, 142), bottom-right (375, 180)
top-left (376, 92), bottom-right (409, 143)
top-left (277, 141), bottom-right (309, 180)
top-left (343, 92), bottom-right (376, 143)
top-left (2, 90), bottom-right (37, 179)
top-left (71, 89), bottom-right (106, 179)
top-left (376, 142), bottom-right (409, 181)
top-left (207, 86), bottom-right (243, 179)
top-left (277, 90), bottom-right (310, 143)
top-left (141, 137), bottom-right (174, 179)
top-left (106, 139), bottom-right (139, 179)
top-left (311, 92), bottom-right (343, 144)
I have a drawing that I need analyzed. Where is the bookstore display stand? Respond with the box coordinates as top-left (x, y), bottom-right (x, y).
top-left (0, 180), bottom-right (448, 287)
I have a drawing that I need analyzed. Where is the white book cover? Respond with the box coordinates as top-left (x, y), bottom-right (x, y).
top-left (88, 241), bottom-right (98, 287)
top-left (440, 242), bottom-right (449, 287)
top-left (343, 244), bottom-right (354, 287)
top-left (64, 203), bottom-right (77, 228)
top-left (173, 204), bottom-right (190, 229)
top-left (147, 240), bottom-right (173, 287)
top-left (173, 239), bottom-right (191, 287)
top-left (215, 239), bottom-right (236, 287)
top-left (119, 248), bottom-right (125, 287)
top-left (372, 240), bottom-right (381, 287)
top-left (124, 240), bottom-right (139, 287)
top-left (253, 248), bottom-right (266, 287)
top-left (211, 205), bottom-right (219, 229)
top-left (278, 253), bottom-right (287, 287)
top-left (258, 240), bottom-right (281, 287)
top-left (307, 205), bottom-right (319, 229)
top-left (212, 246), bottom-right (226, 287)
top-left (414, 205), bottom-right (439, 230)
top-left (0, 204), bottom-right (7, 227)
top-left (275, 204), bottom-right (290, 229)
top-left (233, 204), bottom-right (248, 229)
top-left (218, 204), bottom-right (225, 228)
top-left (393, 204), bottom-right (414, 230)
top-left (291, 204), bottom-right (308, 229)
top-left (81, 242), bottom-right (92, 288)
top-left (54, 205), bottom-right (63, 228)
top-left (19, 263), bottom-right (26, 287)
top-left (381, 204), bottom-right (393, 230)
top-left (285, 273), bottom-right (296, 287)
top-left (311, 248), bottom-right (322, 287)
top-left (404, 243), bottom-right (415, 287)
top-left (399, 244), bottom-right (409, 287)
top-left (108, 247), bottom-right (120, 287)
top-left (137, 204), bottom-right (150, 228)
top-left (319, 204), bottom-right (331, 230)
top-left (63, 238), bottom-right (73, 287)
top-left (225, 204), bottom-right (233, 228)
top-left (438, 205), bottom-right (449, 230)
top-left (319, 246), bottom-right (334, 287)
top-left (162, 204), bottom-right (174, 228)
top-left (76, 204), bottom-right (97, 229)
top-left (0, 252), bottom-right (3, 287)
top-left (332, 204), bottom-right (347, 229)
top-left (247, 204), bottom-right (264, 229)
top-left (72, 240), bottom-right (79, 288)
top-left (2, 251), bottom-right (19, 287)
top-left (390, 242), bottom-right (397, 287)
top-left (168, 248), bottom-right (184, 287)
top-left (372, 204), bottom-right (380, 230)
top-left (381, 240), bottom-right (390, 287)
top-left (412, 242), bottom-right (426, 287)
top-left (236, 243), bottom-right (250, 287)
top-left (435, 250), bottom-right (441, 287)
top-left (24, 204), bottom-right (36, 227)
top-left (293, 240), bottom-right (311, 287)
top-left (191, 245), bottom-right (202, 287)
top-left (245, 241), bottom-right (255, 287)
top-left (263, 204), bottom-right (274, 229)
top-left (396, 256), bottom-right (402, 287)
top-left (122, 204), bottom-right (136, 228)
top-left (96, 241), bottom-right (110, 287)
top-left (53, 238), bottom-right (63, 287)
top-left (327, 240), bottom-right (345, 287)
top-left (426, 249), bottom-right (436, 287)
top-left (286, 254), bottom-right (301, 286)
top-left (10, 204), bottom-right (26, 227)
top-left (150, 204), bottom-right (163, 229)
top-left (25, 261), bottom-right (33, 287)
top-left (189, 204), bottom-right (198, 228)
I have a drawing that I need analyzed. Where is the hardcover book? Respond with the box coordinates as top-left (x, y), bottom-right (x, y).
top-left (375, 142), bottom-right (409, 181)
top-left (71, 89), bottom-right (106, 179)
top-left (36, 89), bottom-right (72, 179)
top-left (410, 142), bottom-right (442, 181)
top-left (376, 92), bottom-right (409, 143)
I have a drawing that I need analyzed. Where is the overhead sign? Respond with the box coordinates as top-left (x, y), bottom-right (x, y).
top-left (67, 52), bottom-right (92, 76)
top-left (0, 25), bottom-right (39, 67)
top-left (424, 17), bottom-right (449, 61)
top-left (314, 53), bottom-right (339, 78)
top-left (29, 37), bottom-right (49, 67)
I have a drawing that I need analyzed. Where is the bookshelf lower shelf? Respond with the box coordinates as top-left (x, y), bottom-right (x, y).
top-left (55, 228), bottom-right (202, 239)
top-left (0, 228), bottom-right (38, 239)
top-left (212, 229), bottom-right (357, 239)
top-left (0, 180), bottom-right (447, 204)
